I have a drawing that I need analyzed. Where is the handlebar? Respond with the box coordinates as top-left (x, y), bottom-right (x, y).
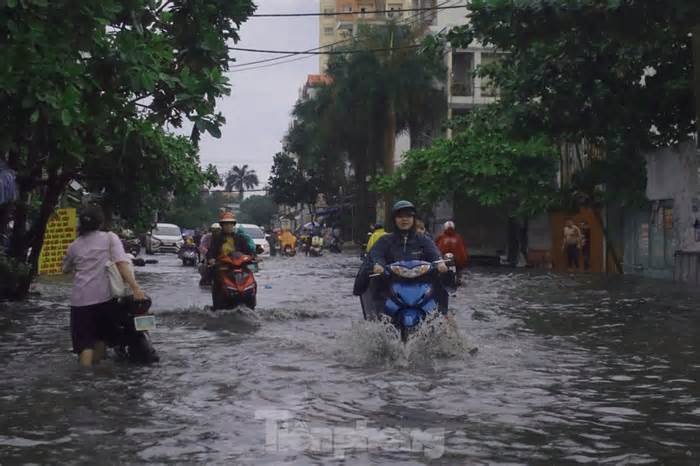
top-left (369, 259), bottom-right (451, 279)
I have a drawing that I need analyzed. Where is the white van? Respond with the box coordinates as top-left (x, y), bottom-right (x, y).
top-left (146, 223), bottom-right (183, 254)
top-left (238, 224), bottom-right (270, 256)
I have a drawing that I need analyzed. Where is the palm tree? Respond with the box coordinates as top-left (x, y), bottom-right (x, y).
top-left (225, 164), bottom-right (259, 200)
top-left (322, 22), bottom-right (446, 230)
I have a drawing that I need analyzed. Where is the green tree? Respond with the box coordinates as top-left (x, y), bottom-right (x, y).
top-left (461, 0), bottom-right (700, 140)
top-left (377, 107), bottom-right (559, 217)
top-left (267, 152), bottom-right (319, 214)
top-left (163, 191), bottom-right (229, 230)
top-left (286, 95), bottom-right (348, 204)
top-left (0, 0), bottom-right (255, 299)
top-left (238, 195), bottom-right (276, 227)
top-left (319, 23), bottom-right (446, 235)
top-left (225, 164), bottom-right (260, 200)
top-left (444, 0), bottom-right (698, 270)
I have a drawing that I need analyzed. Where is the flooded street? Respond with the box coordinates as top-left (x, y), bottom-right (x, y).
top-left (1, 252), bottom-right (699, 464)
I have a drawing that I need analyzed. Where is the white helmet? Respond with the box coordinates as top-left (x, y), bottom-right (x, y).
top-left (210, 223), bottom-right (221, 230)
top-left (444, 221), bottom-right (455, 230)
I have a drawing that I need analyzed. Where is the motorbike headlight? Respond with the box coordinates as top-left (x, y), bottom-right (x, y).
top-left (391, 264), bottom-right (431, 279)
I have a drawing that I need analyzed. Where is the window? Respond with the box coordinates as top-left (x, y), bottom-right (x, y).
top-left (360, 7), bottom-right (367, 17)
top-left (479, 53), bottom-right (501, 97)
top-left (153, 225), bottom-right (181, 237)
top-left (388, 3), bottom-right (402, 18)
top-left (323, 8), bottom-right (334, 14)
top-left (240, 225), bottom-right (266, 239)
top-left (343, 5), bottom-right (352, 12)
top-left (451, 52), bottom-right (474, 96)
top-left (324, 27), bottom-right (334, 35)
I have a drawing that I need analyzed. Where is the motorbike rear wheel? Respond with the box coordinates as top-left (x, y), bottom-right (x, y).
top-left (129, 332), bottom-right (159, 364)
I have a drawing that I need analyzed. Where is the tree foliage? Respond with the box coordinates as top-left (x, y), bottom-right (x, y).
top-left (238, 195), bottom-right (276, 227)
top-left (0, 0), bottom-right (255, 298)
top-left (267, 152), bottom-right (318, 211)
top-left (163, 191), bottom-right (229, 230)
top-left (377, 107), bottom-right (559, 217)
top-left (447, 0), bottom-right (696, 205)
top-left (282, 23), bottom-right (446, 238)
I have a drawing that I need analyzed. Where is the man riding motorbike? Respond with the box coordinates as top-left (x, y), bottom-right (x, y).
top-left (206, 212), bottom-right (256, 304)
top-left (206, 213), bottom-right (255, 263)
top-left (199, 223), bottom-right (221, 258)
top-left (278, 228), bottom-right (297, 255)
top-left (367, 200), bottom-right (450, 314)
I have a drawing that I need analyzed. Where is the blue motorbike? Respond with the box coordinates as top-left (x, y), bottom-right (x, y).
top-left (371, 260), bottom-right (447, 342)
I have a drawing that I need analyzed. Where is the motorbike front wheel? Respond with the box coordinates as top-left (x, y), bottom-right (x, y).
top-left (400, 325), bottom-right (419, 343)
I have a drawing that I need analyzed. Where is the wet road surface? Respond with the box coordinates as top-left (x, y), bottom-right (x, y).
top-left (1, 252), bottom-right (699, 464)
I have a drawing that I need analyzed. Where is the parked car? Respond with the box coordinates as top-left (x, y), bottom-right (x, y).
top-left (146, 223), bottom-right (183, 254)
top-left (238, 224), bottom-right (270, 257)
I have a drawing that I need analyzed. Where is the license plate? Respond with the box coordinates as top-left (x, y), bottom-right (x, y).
top-left (134, 315), bottom-right (156, 332)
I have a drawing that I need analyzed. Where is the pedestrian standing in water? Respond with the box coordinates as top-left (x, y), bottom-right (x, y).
top-left (62, 206), bottom-right (146, 367)
top-left (579, 220), bottom-right (592, 271)
top-left (562, 219), bottom-right (582, 272)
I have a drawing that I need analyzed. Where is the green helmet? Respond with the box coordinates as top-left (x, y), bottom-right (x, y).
top-left (391, 200), bottom-right (416, 217)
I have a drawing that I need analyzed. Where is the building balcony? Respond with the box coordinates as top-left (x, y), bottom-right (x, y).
top-left (450, 81), bottom-right (474, 97)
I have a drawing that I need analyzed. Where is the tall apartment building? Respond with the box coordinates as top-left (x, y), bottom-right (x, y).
top-left (430, 5), bottom-right (498, 125)
top-left (318, 0), bottom-right (437, 72)
top-left (319, 2), bottom-right (496, 113)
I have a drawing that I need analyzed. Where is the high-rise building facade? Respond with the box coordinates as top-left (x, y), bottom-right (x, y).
top-left (318, 0), bottom-right (437, 72)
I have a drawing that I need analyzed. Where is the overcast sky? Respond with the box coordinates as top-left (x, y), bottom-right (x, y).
top-left (196, 0), bottom-right (320, 191)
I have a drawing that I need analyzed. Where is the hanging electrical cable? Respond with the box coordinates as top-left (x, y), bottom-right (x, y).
top-left (227, 44), bottom-right (421, 55)
top-left (228, 0), bottom-right (464, 72)
top-left (249, 4), bottom-right (466, 17)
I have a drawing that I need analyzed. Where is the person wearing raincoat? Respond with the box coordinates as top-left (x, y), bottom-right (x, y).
top-left (435, 221), bottom-right (468, 270)
top-left (278, 229), bottom-right (297, 252)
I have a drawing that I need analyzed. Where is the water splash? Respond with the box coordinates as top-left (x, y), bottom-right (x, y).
top-left (335, 314), bottom-right (473, 368)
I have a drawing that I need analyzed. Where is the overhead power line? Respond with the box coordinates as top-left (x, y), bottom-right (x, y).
top-left (227, 44), bottom-right (421, 55)
top-left (228, 0), bottom-right (465, 72)
top-left (250, 4), bottom-right (466, 18)
top-left (229, 55), bottom-right (312, 73)
top-left (229, 0), bottom-right (463, 68)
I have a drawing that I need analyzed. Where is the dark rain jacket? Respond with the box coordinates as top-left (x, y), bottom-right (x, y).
top-left (206, 231), bottom-right (255, 261)
top-left (368, 230), bottom-right (442, 267)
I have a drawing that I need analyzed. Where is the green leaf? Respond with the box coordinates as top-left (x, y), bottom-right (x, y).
top-left (60, 110), bottom-right (72, 126)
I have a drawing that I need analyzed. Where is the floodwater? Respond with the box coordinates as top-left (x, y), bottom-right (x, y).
top-left (1, 252), bottom-right (699, 464)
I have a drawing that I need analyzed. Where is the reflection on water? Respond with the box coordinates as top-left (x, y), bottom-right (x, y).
top-left (1, 254), bottom-right (699, 464)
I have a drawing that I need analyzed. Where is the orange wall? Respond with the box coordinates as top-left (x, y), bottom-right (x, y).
top-left (549, 208), bottom-right (605, 273)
